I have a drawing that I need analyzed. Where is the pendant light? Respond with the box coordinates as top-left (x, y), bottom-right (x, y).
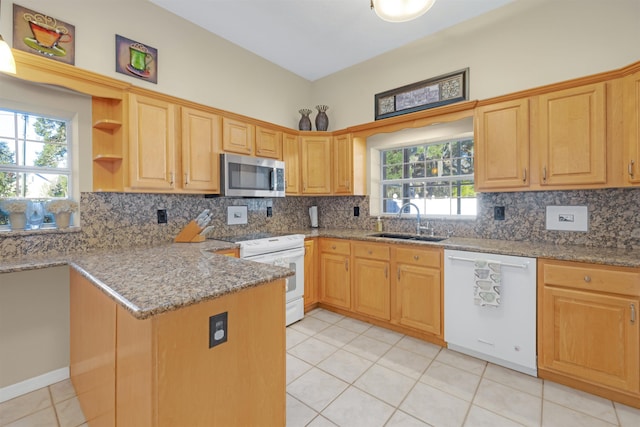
top-left (371, 0), bottom-right (437, 23)
top-left (0, 34), bottom-right (16, 74)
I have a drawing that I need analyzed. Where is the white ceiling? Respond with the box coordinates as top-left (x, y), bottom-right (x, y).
top-left (150, 0), bottom-right (517, 81)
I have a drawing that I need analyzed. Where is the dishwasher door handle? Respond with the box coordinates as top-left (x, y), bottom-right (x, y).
top-left (448, 255), bottom-right (529, 269)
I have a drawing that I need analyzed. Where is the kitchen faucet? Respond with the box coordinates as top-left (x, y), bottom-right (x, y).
top-left (397, 202), bottom-right (433, 235)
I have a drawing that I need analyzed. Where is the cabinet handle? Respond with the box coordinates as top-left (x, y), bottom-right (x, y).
top-left (413, 255), bottom-right (420, 261)
top-left (632, 304), bottom-right (636, 324)
top-left (523, 168), bottom-right (527, 182)
top-left (169, 172), bottom-right (174, 185)
top-left (332, 245), bottom-right (337, 249)
top-left (629, 160), bottom-right (635, 178)
top-left (184, 172), bottom-right (189, 185)
top-left (397, 267), bottom-right (401, 281)
top-left (542, 166), bottom-right (547, 182)
top-left (385, 266), bottom-right (388, 278)
top-left (584, 275), bottom-right (591, 283)
top-left (345, 259), bottom-right (349, 272)
top-left (368, 250), bottom-right (373, 255)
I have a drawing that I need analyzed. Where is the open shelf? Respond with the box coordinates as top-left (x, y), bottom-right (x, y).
top-left (93, 154), bottom-right (123, 162)
top-left (93, 119), bottom-right (122, 131)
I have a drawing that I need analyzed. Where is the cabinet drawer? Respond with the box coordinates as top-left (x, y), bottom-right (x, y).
top-left (393, 247), bottom-right (441, 268)
top-left (542, 260), bottom-right (640, 296)
top-left (353, 243), bottom-right (390, 261)
top-left (319, 239), bottom-right (351, 255)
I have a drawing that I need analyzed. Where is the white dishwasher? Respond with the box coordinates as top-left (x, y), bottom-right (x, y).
top-left (444, 249), bottom-right (537, 376)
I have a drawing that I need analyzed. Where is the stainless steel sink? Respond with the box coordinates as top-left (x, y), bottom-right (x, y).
top-left (370, 233), bottom-right (447, 242)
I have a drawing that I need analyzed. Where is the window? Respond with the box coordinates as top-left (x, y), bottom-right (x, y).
top-left (381, 138), bottom-right (476, 216)
top-left (0, 109), bottom-right (71, 226)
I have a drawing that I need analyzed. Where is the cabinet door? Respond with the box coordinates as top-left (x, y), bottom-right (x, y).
top-left (624, 71), bottom-right (640, 184)
top-left (353, 257), bottom-right (390, 320)
top-left (475, 99), bottom-right (530, 190)
top-left (181, 107), bottom-right (221, 193)
top-left (394, 263), bottom-right (441, 335)
top-left (537, 83), bottom-right (607, 186)
top-left (304, 239), bottom-right (317, 309)
top-left (320, 253), bottom-right (350, 309)
top-left (333, 134), bottom-right (353, 194)
top-left (283, 133), bottom-right (300, 194)
top-left (255, 126), bottom-right (282, 159)
top-left (129, 94), bottom-right (176, 190)
top-left (540, 286), bottom-right (639, 393)
top-left (222, 117), bottom-right (255, 155)
top-left (301, 136), bottom-right (332, 194)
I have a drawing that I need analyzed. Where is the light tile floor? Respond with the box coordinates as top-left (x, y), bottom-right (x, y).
top-left (287, 308), bottom-right (640, 427)
top-left (0, 379), bottom-right (86, 427)
top-left (3, 308), bottom-right (640, 427)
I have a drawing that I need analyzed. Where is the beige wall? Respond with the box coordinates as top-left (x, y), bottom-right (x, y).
top-left (2, 1), bottom-right (637, 131)
top-left (313, 0), bottom-right (640, 130)
top-left (0, 0), bottom-right (311, 129)
top-left (0, 267), bottom-right (70, 388)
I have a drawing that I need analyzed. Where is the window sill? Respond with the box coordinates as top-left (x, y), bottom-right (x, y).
top-left (0, 226), bottom-right (81, 237)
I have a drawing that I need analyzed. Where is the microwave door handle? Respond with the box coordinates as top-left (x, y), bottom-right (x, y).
top-left (269, 168), bottom-right (276, 191)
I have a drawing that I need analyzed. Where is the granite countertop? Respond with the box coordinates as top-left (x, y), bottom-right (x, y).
top-left (1, 239), bottom-right (293, 320)
top-left (294, 229), bottom-right (640, 268)
top-left (3, 228), bottom-right (640, 320)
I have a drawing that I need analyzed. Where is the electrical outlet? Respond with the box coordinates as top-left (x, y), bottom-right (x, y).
top-left (266, 206), bottom-right (273, 217)
top-left (157, 209), bottom-right (167, 224)
top-left (354, 206), bottom-right (360, 217)
top-left (494, 206), bottom-right (505, 220)
top-left (209, 312), bottom-right (228, 348)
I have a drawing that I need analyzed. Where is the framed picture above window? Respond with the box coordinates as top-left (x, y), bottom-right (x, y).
top-left (375, 68), bottom-right (469, 120)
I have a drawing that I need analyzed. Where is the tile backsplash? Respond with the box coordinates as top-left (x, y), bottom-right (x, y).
top-left (2, 187), bottom-right (640, 260)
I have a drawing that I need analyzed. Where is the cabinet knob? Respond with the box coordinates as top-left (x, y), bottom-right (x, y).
top-left (414, 255), bottom-right (419, 261)
top-left (584, 275), bottom-right (591, 283)
top-left (331, 245), bottom-right (336, 249)
top-left (368, 250), bottom-right (373, 255)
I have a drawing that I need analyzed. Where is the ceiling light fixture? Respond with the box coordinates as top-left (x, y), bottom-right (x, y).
top-left (370, 0), bottom-right (437, 23)
top-left (0, 34), bottom-right (16, 74)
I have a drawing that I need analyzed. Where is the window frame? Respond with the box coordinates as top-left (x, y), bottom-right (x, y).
top-left (379, 136), bottom-right (477, 219)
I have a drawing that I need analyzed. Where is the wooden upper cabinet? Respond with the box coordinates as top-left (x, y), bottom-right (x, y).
top-left (255, 126), bottom-right (282, 159)
top-left (624, 71), bottom-right (640, 184)
top-left (283, 132), bottom-right (300, 194)
top-left (222, 117), bottom-right (255, 156)
top-left (536, 83), bottom-right (607, 186)
top-left (333, 134), bottom-right (353, 194)
top-left (475, 99), bottom-right (530, 190)
top-left (301, 135), bottom-right (332, 194)
top-left (181, 107), bottom-right (221, 193)
top-left (128, 93), bottom-right (177, 190)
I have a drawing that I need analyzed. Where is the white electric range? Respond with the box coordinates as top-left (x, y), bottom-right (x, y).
top-left (221, 233), bottom-right (305, 326)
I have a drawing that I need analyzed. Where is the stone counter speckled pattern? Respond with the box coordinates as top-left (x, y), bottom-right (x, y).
top-left (0, 240), bottom-right (295, 320)
top-left (293, 229), bottom-right (640, 268)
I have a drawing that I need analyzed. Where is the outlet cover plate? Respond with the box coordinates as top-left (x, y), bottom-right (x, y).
top-left (546, 205), bottom-right (588, 231)
top-left (227, 206), bottom-right (248, 225)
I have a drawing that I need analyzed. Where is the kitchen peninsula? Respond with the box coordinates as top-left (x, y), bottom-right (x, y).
top-left (56, 241), bottom-right (292, 427)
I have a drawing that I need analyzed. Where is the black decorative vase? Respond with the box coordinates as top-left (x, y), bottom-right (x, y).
top-left (298, 109), bottom-right (312, 131)
top-left (315, 105), bottom-right (329, 131)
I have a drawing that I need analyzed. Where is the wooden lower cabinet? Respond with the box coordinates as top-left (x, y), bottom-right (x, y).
top-left (304, 239), bottom-right (318, 310)
top-left (391, 246), bottom-right (442, 337)
top-left (538, 259), bottom-right (640, 407)
top-left (316, 238), bottom-right (444, 344)
top-left (70, 268), bottom-right (286, 426)
top-left (352, 242), bottom-right (390, 320)
top-left (319, 239), bottom-right (351, 310)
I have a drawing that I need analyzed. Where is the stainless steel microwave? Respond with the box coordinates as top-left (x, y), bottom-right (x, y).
top-left (220, 153), bottom-right (286, 197)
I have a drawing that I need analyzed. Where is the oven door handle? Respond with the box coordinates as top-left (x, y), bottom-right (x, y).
top-left (269, 169), bottom-right (276, 191)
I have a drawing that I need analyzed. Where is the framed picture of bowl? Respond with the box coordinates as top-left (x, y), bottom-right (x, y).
top-left (115, 35), bottom-right (158, 84)
top-left (12, 4), bottom-right (75, 65)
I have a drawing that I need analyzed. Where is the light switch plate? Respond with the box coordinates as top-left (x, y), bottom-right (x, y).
top-left (546, 205), bottom-right (588, 231)
top-left (227, 206), bottom-right (248, 225)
